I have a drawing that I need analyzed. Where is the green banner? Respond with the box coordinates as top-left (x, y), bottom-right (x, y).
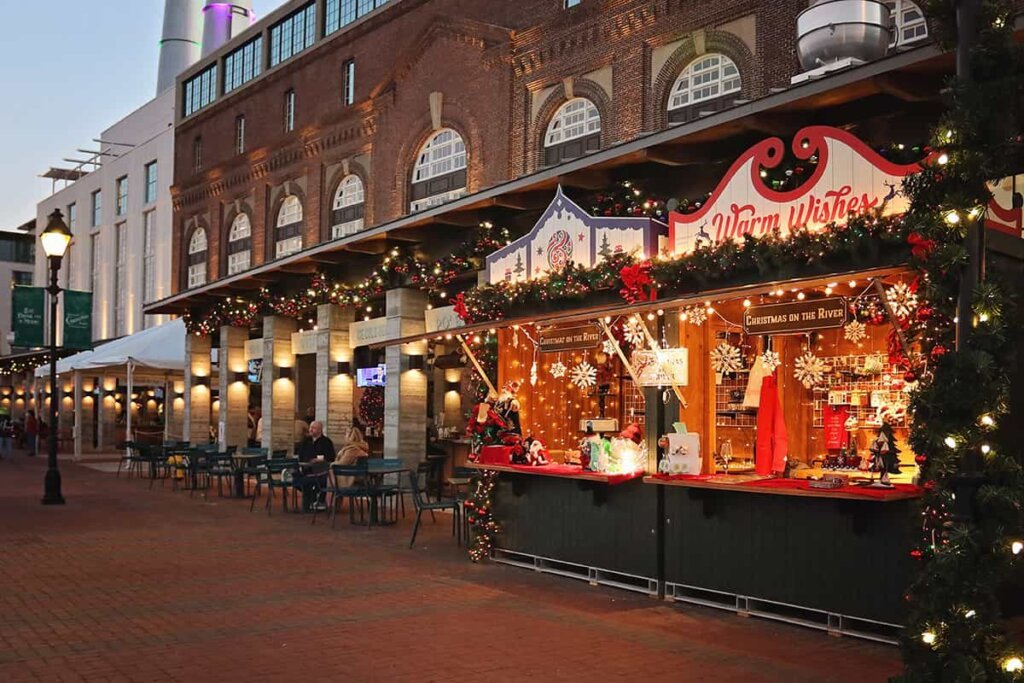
top-left (12, 286), bottom-right (44, 348)
top-left (63, 290), bottom-right (92, 350)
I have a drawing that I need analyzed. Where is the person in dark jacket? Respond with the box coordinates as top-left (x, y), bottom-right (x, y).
top-left (294, 421), bottom-right (334, 511)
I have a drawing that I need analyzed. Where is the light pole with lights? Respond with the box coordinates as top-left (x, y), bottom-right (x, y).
top-left (40, 209), bottom-right (71, 505)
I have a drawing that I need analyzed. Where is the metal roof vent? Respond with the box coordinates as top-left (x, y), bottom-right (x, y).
top-left (793, 0), bottom-right (892, 83)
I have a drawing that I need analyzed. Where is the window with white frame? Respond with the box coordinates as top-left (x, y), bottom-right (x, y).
top-left (227, 213), bottom-right (252, 274)
top-left (235, 116), bottom-right (246, 155)
top-left (332, 175), bottom-right (365, 238)
top-left (284, 90), bottom-right (296, 132)
top-left (187, 227), bottom-right (208, 289)
top-left (275, 195), bottom-right (303, 257)
top-left (564, 0), bottom-right (581, 6)
top-left (116, 176), bottom-right (128, 216)
top-left (410, 129), bottom-right (467, 212)
top-left (668, 53), bottom-right (741, 118)
top-left (884, 1), bottom-right (928, 48)
top-left (143, 211), bottom-right (156, 305)
top-left (545, 98), bottom-right (601, 147)
top-left (115, 222), bottom-right (127, 336)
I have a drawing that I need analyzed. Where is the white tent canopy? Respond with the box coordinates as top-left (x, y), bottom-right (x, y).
top-left (36, 318), bottom-right (187, 378)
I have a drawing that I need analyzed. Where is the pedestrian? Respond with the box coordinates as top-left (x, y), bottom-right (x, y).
top-left (247, 406), bottom-right (259, 447)
top-left (0, 411), bottom-right (12, 459)
top-left (303, 406), bottom-right (315, 425)
top-left (24, 410), bottom-right (38, 456)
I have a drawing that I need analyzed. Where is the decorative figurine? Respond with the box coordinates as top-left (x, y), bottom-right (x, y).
top-left (494, 381), bottom-right (522, 435)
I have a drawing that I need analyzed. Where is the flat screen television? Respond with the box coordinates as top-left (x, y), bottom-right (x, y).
top-left (357, 364), bottom-right (386, 388)
top-left (248, 359), bottom-right (263, 384)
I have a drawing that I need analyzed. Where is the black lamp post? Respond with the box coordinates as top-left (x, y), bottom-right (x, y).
top-left (40, 209), bottom-right (71, 506)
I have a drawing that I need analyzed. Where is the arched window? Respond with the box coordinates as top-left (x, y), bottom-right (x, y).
top-left (331, 175), bottom-right (365, 238)
top-left (668, 53), bottom-right (741, 124)
top-left (187, 228), bottom-right (207, 289)
top-left (410, 128), bottom-right (467, 212)
top-left (884, 1), bottom-right (928, 48)
top-left (275, 194), bottom-right (303, 258)
top-left (543, 97), bottom-right (601, 166)
top-left (226, 213), bottom-right (251, 275)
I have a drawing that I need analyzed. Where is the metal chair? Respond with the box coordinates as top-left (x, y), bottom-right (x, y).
top-left (408, 470), bottom-right (462, 549)
top-left (249, 458), bottom-right (299, 514)
top-left (316, 461), bottom-right (370, 528)
top-left (115, 441), bottom-right (136, 478)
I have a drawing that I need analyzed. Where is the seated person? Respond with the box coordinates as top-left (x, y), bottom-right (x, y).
top-left (294, 420), bottom-right (334, 511)
top-left (334, 427), bottom-right (369, 487)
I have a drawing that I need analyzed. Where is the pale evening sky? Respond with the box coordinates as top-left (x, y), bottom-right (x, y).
top-left (0, 0), bottom-right (281, 231)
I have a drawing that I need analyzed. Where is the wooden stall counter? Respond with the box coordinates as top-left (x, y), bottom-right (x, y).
top-left (468, 461), bottom-right (644, 485)
top-left (645, 474), bottom-right (921, 502)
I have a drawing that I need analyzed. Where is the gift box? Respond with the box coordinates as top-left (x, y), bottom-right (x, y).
top-left (477, 445), bottom-right (514, 465)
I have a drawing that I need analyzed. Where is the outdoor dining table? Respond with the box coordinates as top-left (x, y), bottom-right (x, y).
top-left (231, 454), bottom-right (266, 497)
top-left (364, 462), bottom-right (409, 526)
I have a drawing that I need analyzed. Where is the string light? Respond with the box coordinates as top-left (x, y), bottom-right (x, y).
top-left (944, 436), bottom-right (958, 449)
top-left (1005, 657), bottom-right (1023, 673)
top-left (1012, 541), bottom-right (1023, 555)
top-left (922, 631), bottom-right (937, 646)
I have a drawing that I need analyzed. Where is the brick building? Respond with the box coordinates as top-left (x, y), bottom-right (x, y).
top-left (151, 0), bottom-right (952, 460)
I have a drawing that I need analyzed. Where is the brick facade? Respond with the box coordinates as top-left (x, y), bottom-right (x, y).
top-left (171, 0), bottom-right (809, 295)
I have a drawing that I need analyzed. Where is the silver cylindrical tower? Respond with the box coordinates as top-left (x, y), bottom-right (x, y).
top-left (201, 1), bottom-right (255, 58)
top-left (157, 0), bottom-right (204, 95)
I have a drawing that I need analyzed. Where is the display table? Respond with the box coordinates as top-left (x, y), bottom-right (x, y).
top-left (646, 474), bottom-right (922, 502)
top-left (469, 461), bottom-right (644, 485)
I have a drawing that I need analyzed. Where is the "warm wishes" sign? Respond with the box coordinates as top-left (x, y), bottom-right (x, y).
top-left (668, 127), bottom-right (923, 254)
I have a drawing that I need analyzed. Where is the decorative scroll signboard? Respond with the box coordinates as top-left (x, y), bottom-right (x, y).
top-left (743, 298), bottom-right (849, 336)
top-left (668, 126), bottom-right (923, 254)
top-left (485, 186), bottom-right (667, 285)
top-left (539, 325), bottom-right (601, 353)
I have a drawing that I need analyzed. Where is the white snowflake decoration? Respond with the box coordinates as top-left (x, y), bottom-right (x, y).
top-left (711, 342), bottom-right (743, 374)
top-left (550, 362), bottom-right (567, 379)
top-left (623, 317), bottom-right (647, 346)
top-left (682, 305), bottom-right (708, 326)
top-left (761, 350), bottom-right (781, 373)
top-left (602, 339), bottom-right (617, 356)
top-left (885, 281), bottom-right (918, 319)
top-left (570, 361), bottom-right (597, 390)
top-left (844, 320), bottom-right (867, 344)
top-left (794, 352), bottom-right (830, 389)
top-left (529, 361), bottom-right (538, 387)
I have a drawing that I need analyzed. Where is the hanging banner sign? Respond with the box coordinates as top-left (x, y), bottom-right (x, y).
top-left (632, 348), bottom-right (689, 387)
top-left (743, 297), bottom-right (848, 335)
top-left (668, 127), bottom-right (923, 254)
top-left (539, 324), bottom-right (601, 353)
top-left (425, 305), bottom-right (465, 334)
top-left (485, 186), bottom-right (667, 285)
top-left (12, 286), bottom-right (45, 348)
top-left (62, 290), bottom-right (92, 350)
top-left (290, 329), bottom-right (317, 356)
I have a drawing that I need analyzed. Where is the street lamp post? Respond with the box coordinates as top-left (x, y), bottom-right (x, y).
top-left (40, 209), bottom-right (71, 506)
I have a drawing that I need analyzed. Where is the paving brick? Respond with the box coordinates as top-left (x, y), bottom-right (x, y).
top-left (0, 451), bottom-right (900, 681)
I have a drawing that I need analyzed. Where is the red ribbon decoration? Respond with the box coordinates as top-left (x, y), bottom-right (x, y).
top-left (453, 292), bottom-right (471, 323)
top-left (908, 232), bottom-right (935, 260)
top-left (619, 261), bottom-right (657, 304)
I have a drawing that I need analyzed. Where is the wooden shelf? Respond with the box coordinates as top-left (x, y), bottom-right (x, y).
top-left (643, 476), bottom-right (922, 502)
top-left (467, 462), bottom-right (644, 485)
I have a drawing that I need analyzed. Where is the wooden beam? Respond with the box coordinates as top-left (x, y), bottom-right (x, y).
top-left (489, 190), bottom-right (553, 210)
top-left (558, 169), bottom-right (611, 190)
top-left (873, 73), bottom-right (941, 102)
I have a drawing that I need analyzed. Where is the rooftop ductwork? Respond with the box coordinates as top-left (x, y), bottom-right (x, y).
top-left (201, 1), bottom-right (255, 58)
top-left (794, 0), bottom-right (892, 82)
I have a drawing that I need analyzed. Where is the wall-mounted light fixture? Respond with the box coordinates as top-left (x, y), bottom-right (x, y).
top-left (445, 380), bottom-right (460, 393)
top-left (192, 375), bottom-right (210, 388)
top-left (335, 361), bottom-right (352, 376)
top-left (276, 366), bottom-right (293, 381)
top-left (406, 354), bottom-right (425, 371)
top-left (230, 371), bottom-right (247, 384)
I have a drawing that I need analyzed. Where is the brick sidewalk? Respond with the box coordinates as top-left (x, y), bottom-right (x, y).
top-left (0, 452), bottom-right (901, 682)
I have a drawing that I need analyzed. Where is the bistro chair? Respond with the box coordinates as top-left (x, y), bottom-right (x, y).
top-left (316, 460), bottom-right (370, 528)
top-left (408, 470), bottom-right (462, 549)
top-left (207, 452), bottom-right (236, 497)
top-left (237, 453), bottom-right (267, 496)
top-left (115, 441), bottom-right (136, 478)
top-left (372, 458), bottom-right (405, 521)
top-left (250, 458), bottom-right (299, 515)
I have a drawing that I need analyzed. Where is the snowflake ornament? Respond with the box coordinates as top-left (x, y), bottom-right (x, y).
top-left (794, 352), bottom-right (829, 389)
top-left (570, 361), bottom-right (597, 389)
top-left (885, 281), bottom-right (918, 319)
top-left (844, 320), bottom-right (867, 344)
top-left (682, 305), bottom-right (708, 326)
top-left (623, 317), bottom-right (647, 346)
top-left (711, 342), bottom-right (743, 374)
top-left (761, 350), bottom-right (781, 373)
top-left (529, 361), bottom-right (538, 387)
top-left (550, 362), bottom-right (567, 379)
top-left (602, 339), bottom-right (617, 356)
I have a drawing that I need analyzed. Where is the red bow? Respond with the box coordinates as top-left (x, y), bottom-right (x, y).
top-left (619, 262), bottom-right (657, 304)
top-left (908, 232), bottom-right (935, 260)
top-left (453, 292), bottom-right (471, 323)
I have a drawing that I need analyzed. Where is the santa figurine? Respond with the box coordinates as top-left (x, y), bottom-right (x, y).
top-left (466, 390), bottom-right (508, 458)
top-left (523, 436), bottom-right (550, 466)
top-left (868, 407), bottom-right (902, 487)
top-left (494, 381), bottom-right (523, 435)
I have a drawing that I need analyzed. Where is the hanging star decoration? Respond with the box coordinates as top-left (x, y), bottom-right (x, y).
top-left (570, 361), bottom-right (597, 389)
top-left (761, 350), bottom-right (781, 373)
top-left (682, 305), bottom-right (708, 326)
top-left (623, 317), bottom-right (647, 346)
top-left (886, 281), bottom-right (919, 319)
top-left (710, 342), bottom-right (743, 375)
top-left (550, 362), bottom-right (567, 379)
top-left (794, 352), bottom-right (829, 389)
top-left (844, 320), bottom-right (867, 344)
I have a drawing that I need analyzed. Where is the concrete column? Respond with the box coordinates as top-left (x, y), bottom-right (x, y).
top-left (59, 376), bottom-right (74, 444)
top-left (218, 326), bottom-right (249, 451)
top-left (261, 316), bottom-right (298, 453)
top-left (97, 375), bottom-right (119, 449)
top-left (384, 289), bottom-right (428, 470)
top-left (184, 334), bottom-right (212, 445)
top-left (72, 372), bottom-right (84, 459)
top-left (316, 304), bottom-right (354, 443)
top-left (165, 378), bottom-right (184, 442)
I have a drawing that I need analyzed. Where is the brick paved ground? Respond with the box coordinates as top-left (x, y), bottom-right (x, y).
top-left (0, 451), bottom-right (902, 682)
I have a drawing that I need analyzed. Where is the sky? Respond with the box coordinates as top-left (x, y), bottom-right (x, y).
top-left (0, 0), bottom-right (281, 232)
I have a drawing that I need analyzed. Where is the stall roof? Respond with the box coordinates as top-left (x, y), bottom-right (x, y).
top-left (36, 319), bottom-right (188, 377)
top-left (146, 43), bottom-right (950, 316)
top-left (371, 266), bottom-right (909, 348)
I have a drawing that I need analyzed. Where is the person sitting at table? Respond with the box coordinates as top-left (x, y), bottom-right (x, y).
top-left (333, 426), bottom-right (369, 487)
top-left (294, 420), bottom-right (334, 511)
